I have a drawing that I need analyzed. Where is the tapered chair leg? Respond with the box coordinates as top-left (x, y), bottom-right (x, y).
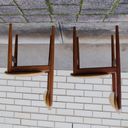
top-left (111, 35), bottom-right (116, 93)
top-left (14, 34), bottom-right (18, 67)
top-left (109, 34), bottom-right (117, 109)
top-left (73, 27), bottom-right (78, 74)
top-left (7, 24), bottom-right (13, 73)
top-left (115, 25), bottom-right (121, 109)
top-left (76, 37), bottom-right (80, 69)
top-left (109, 26), bottom-right (121, 110)
top-left (44, 26), bottom-right (55, 108)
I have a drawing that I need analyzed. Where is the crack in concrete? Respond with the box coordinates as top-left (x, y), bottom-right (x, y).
top-left (76, 0), bottom-right (84, 22)
top-left (45, 0), bottom-right (54, 22)
top-left (103, 0), bottom-right (120, 21)
top-left (13, 0), bottom-right (29, 23)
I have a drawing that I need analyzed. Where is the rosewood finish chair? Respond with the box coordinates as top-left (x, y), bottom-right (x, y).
top-left (6, 24), bottom-right (55, 108)
top-left (71, 25), bottom-right (121, 110)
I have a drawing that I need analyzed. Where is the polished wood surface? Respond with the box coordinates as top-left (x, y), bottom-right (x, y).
top-left (46, 26), bottom-right (55, 107)
top-left (115, 25), bottom-right (121, 109)
top-left (8, 24), bottom-right (12, 73)
top-left (14, 34), bottom-right (18, 67)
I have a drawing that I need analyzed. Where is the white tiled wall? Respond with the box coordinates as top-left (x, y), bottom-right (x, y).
top-left (0, 68), bottom-right (128, 128)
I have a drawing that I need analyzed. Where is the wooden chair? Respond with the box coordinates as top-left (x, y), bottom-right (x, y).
top-left (6, 24), bottom-right (55, 108)
top-left (71, 25), bottom-right (121, 110)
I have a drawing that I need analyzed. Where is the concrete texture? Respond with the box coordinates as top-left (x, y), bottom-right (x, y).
top-left (0, 0), bottom-right (126, 23)
top-left (1, 44), bottom-right (128, 72)
top-left (0, 0), bottom-right (127, 35)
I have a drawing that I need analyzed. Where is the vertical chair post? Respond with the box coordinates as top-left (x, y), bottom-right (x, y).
top-left (115, 25), bottom-right (121, 109)
top-left (111, 35), bottom-right (115, 67)
top-left (47, 26), bottom-right (55, 106)
top-left (8, 23), bottom-right (13, 73)
top-left (76, 37), bottom-right (80, 69)
top-left (111, 35), bottom-right (116, 93)
top-left (14, 34), bottom-right (18, 67)
top-left (73, 27), bottom-right (78, 74)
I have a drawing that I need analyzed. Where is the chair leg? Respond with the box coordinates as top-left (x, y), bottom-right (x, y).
top-left (76, 37), bottom-right (80, 69)
top-left (14, 34), bottom-right (18, 67)
top-left (45, 26), bottom-right (55, 107)
top-left (109, 27), bottom-right (121, 110)
top-left (115, 25), bottom-right (121, 109)
top-left (73, 27), bottom-right (78, 74)
top-left (46, 69), bottom-right (54, 107)
top-left (111, 35), bottom-right (115, 67)
top-left (112, 73), bottom-right (116, 93)
top-left (8, 23), bottom-right (13, 73)
top-left (111, 35), bottom-right (116, 93)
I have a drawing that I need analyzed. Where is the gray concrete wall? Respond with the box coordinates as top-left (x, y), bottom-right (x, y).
top-left (1, 43), bottom-right (128, 72)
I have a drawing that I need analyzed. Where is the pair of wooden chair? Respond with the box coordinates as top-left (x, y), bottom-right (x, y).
top-left (71, 25), bottom-right (121, 110)
top-left (6, 24), bottom-right (121, 110)
top-left (6, 24), bottom-right (55, 108)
